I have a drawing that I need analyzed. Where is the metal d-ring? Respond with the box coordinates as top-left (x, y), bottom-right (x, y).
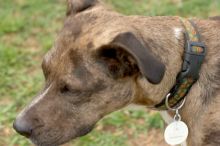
top-left (165, 93), bottom-right (186, 111)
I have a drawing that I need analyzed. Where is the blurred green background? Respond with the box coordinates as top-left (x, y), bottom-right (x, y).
top-left (0, 0), bottom-right (219, 146)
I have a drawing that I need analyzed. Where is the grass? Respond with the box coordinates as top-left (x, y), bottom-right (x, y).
top-left (105, 0), bottom-right (220, 17)
top-left (0, 0), bottom-right (219, 146)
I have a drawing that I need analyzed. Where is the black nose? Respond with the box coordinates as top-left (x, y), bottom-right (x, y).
top-left (13, 116), bottom-right (34, 138)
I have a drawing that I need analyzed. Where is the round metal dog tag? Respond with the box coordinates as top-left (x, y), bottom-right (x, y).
top-left (164, 121), bottom-right (188, 145)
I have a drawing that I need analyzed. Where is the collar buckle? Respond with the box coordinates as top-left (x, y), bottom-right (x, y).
top-left (177, 40), bottom-right (206, 81)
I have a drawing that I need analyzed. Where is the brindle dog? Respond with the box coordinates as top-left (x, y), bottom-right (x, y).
top-left (13, 0), bottom-right (220, 146)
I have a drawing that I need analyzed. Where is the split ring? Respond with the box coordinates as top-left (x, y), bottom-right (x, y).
top-left (165, 93), bottom-right (186, 111)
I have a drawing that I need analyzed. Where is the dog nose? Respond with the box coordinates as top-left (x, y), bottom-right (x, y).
top-left (13, 116), bottom-right (34, 138)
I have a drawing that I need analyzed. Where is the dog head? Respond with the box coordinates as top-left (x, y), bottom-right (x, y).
top-left (13, 0), bottom-right (165, 145)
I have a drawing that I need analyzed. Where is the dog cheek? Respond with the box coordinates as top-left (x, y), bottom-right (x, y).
top-left (111, 86), bottom-right (133, 106)
top-left (95, 90), bottom-right (132, 116)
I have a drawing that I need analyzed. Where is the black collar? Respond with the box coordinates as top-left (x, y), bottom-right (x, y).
top-left (155, 18), bottom-right (207, 110)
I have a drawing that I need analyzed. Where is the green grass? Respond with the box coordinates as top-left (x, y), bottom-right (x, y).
top-left (0, 0), bottom-right (219, 146)
top-left (105, 0), bottom-right (220, 17)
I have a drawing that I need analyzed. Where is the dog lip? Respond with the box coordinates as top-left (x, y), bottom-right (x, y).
top-left (29, 125), bottom-right (94, 146)
top-left (30, 138), bottom-right (61, 146)
top-left (30, 130), bottom-right (65, 146)
top-left (75, 124), bottom-right (95, 137)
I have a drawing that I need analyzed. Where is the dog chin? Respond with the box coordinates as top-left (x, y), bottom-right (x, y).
top-left (30, 137), bottom-right (63, 146)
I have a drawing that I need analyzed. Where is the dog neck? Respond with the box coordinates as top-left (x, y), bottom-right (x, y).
top-left (133, 17), bottom-right (185, 105)
top-left (132, 16), bottom-right (220, 145)
top-left (133, 17), bottom-right (220, 107)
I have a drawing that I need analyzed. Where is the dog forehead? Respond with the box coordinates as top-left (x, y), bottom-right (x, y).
top-left (43, 11), bottom-right (133, 68)
top-left (61, 11), bottom-right (132, 49)
top-left (74, 26), bottom-right (133, 53)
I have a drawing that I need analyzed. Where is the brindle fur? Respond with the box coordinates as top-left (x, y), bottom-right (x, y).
top-left (14, 0), bottom-right (220, 146)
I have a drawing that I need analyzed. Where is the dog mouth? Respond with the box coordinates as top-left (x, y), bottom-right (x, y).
top-left (75, 124), bottom-right (95, 137)
top-left (30, 137), bottom-right (62, 146)
top-left (31, 137), bottom-right (67, 146)
top-left (29, 124), bottom-right (95, 146)
top-left (29, 128), bottom-right (64, 146)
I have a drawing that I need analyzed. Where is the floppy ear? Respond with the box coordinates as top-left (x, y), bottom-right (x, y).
top-left (67, 0), bottom-right (98, 15)
top-left (97, 32), bottom-right (165, 84)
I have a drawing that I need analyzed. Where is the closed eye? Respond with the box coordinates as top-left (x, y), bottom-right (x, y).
top-left (60, 85), bottom-right (70, 94)
top-left (60, 84), bottom-right (82, 96)
top-left (59, 84), bottom-right (91, 105)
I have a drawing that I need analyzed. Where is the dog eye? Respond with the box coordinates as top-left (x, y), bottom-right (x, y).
top-left (60, 84), bottom-right (82, 96)
top-left (60, 85), bottom-right (71, 94)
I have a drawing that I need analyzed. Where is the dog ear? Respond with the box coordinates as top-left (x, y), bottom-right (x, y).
top-left (97, 32), bottom-right (165, 84)
top-left (67, 0), bottom-right (98, 15)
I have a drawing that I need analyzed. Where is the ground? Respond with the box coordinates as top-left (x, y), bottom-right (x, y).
top-left (0, 0), bottom-right (219, 146)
